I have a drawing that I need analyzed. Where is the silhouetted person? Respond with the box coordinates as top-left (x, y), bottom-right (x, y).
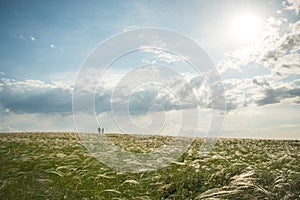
top-left (97, 127), bottom-right (101, 134)
top-left (101, 128), bottom-right (104, 134)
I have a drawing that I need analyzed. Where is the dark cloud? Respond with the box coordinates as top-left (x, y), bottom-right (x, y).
top-left (256, 87), bottom-right (300, 106)
top-left (3, 74), bottom-right (299, 116)
top-left (10, 68), bottom-right (300, 116)
top-left (0, 69), bottom-right (227, 116)
top-left (252, 78), bottom-right (270, 87)
top-left (0, 79), bottom-right (72, 114)
top-left (0, 75), bottom-right (201, 116)
top-left (262, 20), bottom-right (300, 65)
top-left (281, 63), bottom-right (300, 68)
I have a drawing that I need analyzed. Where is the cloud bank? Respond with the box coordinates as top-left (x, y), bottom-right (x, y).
top-left (0, 78), bottom-right (72, 114)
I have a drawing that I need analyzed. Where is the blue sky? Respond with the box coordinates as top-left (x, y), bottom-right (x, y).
top-left (0, 0), bottom-right (299, 139)
top-left (0, 0), bottom-right (283, 80)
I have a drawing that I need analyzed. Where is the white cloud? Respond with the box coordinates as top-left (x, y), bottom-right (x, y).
top-left (29, 36), bottom-right (36, 41)
top-left (140, 40), bottom-right (185, 63)
top-left (18, 35), bottom-right (36, 42)
top-left (123, 26), bottom-right (141, 32)
top-left (50, 43), bottom-right (63, 50)
top-left (214, 2), bottom-right (300, 110)
top-left (284, 0), bottom-right (300, 14)
top-left (218, 4), bottom-right (300, 75)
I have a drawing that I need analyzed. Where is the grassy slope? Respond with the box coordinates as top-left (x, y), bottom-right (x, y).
top-left (0, 132), bottom-right (299, 199)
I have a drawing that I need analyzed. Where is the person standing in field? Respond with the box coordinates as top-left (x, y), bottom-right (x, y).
top-left (97, 127), bottom-right (101, 134)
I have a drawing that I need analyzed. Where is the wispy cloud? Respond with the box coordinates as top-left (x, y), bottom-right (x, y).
top-left (140, 40), bottom-right (185, 64)
top-left (284, 0), bottom-right (300, 14)
top-left (19, 35), bottom-right (36, 42)
top-left (123, 26), bottom-right (141, 32)
top-left (29, 35), bottom-right (36, 42)
top-left (50, 43), bottom-right (63, 50)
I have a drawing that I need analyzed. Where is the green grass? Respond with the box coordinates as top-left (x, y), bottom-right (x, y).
top-left (0, 132), bottom-right (299, 199)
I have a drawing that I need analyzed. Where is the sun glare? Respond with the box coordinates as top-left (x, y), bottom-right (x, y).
top-left (229, 14), bottom-right (262, 43)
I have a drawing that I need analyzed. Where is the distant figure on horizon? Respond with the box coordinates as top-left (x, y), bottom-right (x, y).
top-left (101, 128), bottom-right (104, 134)
top-left (97, 127), bottom-right (101, 134)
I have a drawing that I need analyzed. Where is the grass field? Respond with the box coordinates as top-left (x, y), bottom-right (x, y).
top-left (0, 132), bottom-right (299, 199)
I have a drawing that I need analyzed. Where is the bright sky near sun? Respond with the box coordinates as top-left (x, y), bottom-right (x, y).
top-left (229, 14), bottom-right (263, 42)
top-left (0, 0), bottom-right (299, 139)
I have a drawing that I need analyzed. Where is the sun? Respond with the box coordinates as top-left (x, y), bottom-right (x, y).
top-left (229, 14), bottom-right (262, 43)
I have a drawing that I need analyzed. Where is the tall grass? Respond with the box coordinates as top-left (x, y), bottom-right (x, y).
top-left (0, 133), bottom-right (299, 199)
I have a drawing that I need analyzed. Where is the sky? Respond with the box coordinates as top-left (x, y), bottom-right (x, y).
top-left (0, 0), bottom-right (299, 139)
